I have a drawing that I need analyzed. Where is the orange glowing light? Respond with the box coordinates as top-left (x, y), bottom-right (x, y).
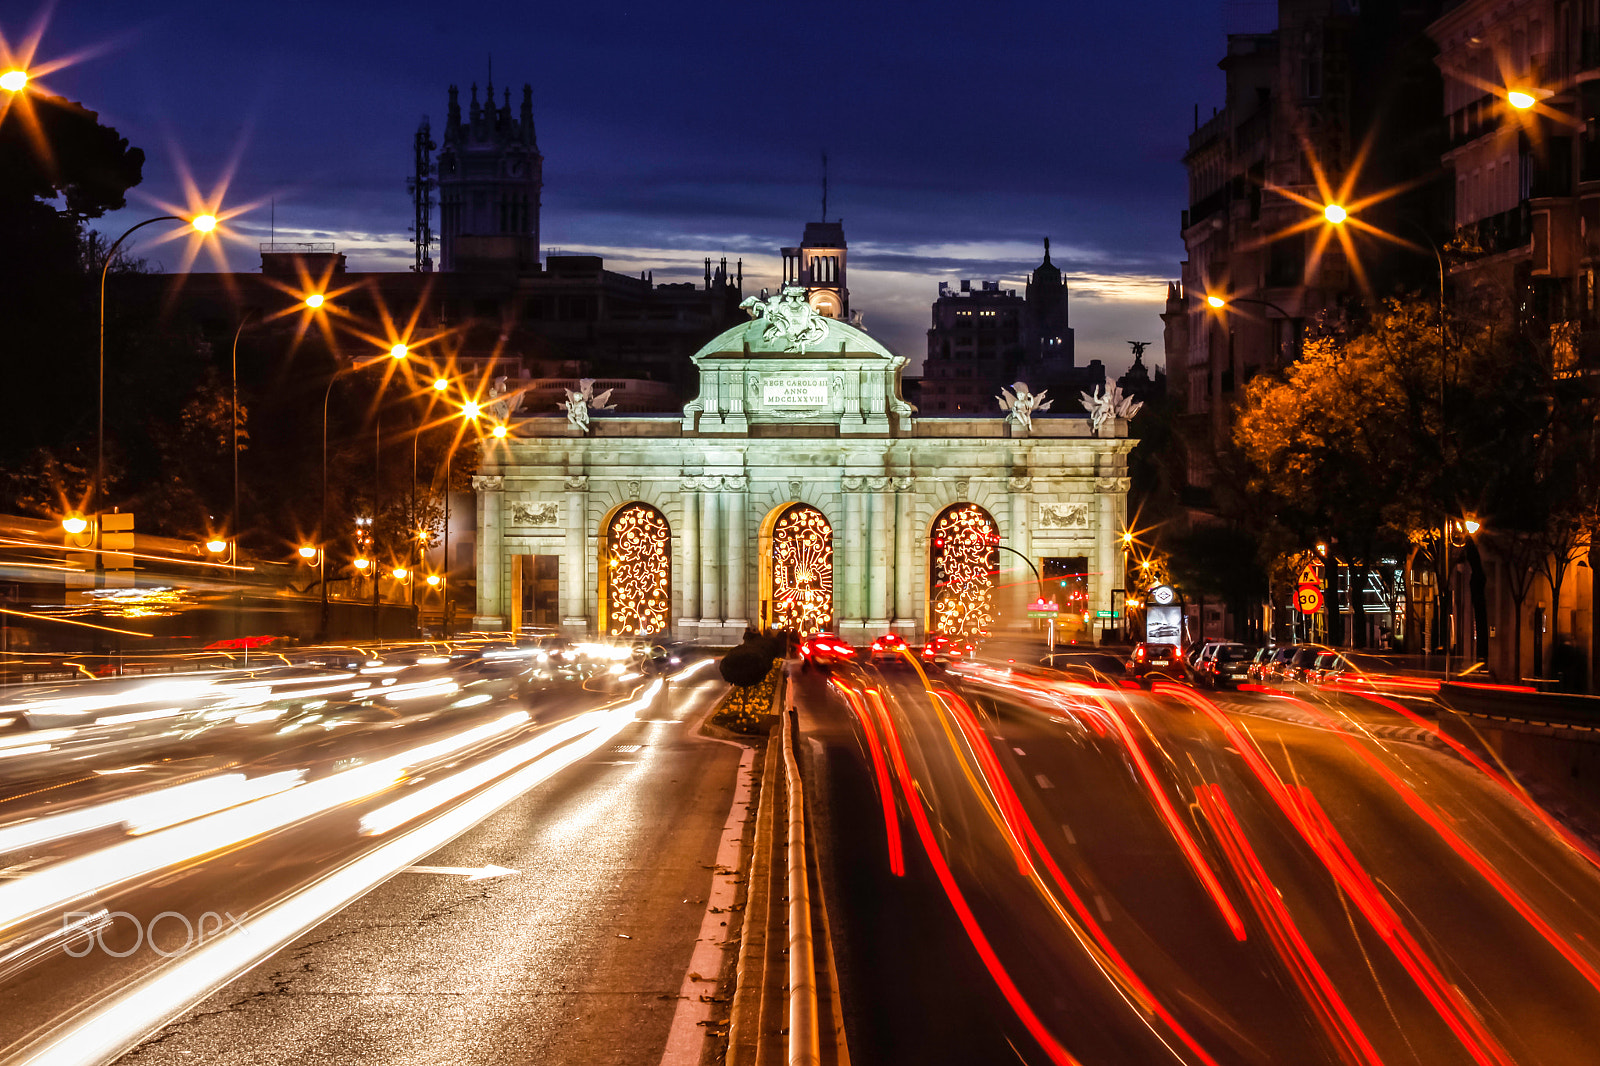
top-left (352, 558), bottom-right (370, 571)
top-left (304, 294), bottom-right (324, 309)
top-left (462, 401), bottom-right (482, 419)
top-left (491, 424), bottom-right (508, 439)
top-left (190, 214), bottom-right (218, 233)
top-left (426, 574), bottom-right (441, 587)
top-left (1206, 294), bottom-right (1227, 308)
top-left (62, 515), bottom-right (88, 536)
top-left (432, 377), bottom-right (448, 392)
top-left (297, 545), bottom-right (318, 560)
top-left (204, 539), bottom-right (228, 554)
top-left (1322, 203), bottom-right (1347, 225)
top-left (1508, 90), bottom-right (1537, 110)
top-left (0, 69), bottom-right (26, 92)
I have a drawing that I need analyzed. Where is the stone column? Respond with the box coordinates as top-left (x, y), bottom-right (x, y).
top-left (680, 480), bottom-right (700, 625)
top-left (724, 477), bottom-right (748, 628)
top-left (1009, 475), bottom-right (1034, 626)
top-left (894, 477), bottom-right (914, 625)
top-left (867, 477), bottom-right (891, 627)
top-left (700, 487), bottom-right (722, 624)
top-left (473, 475), bottom-right (506, 629)
top-left (842, 477), bottom-right (864, 626)
top-left (1095, 477), bottom-right (1126, 624)
top-left (562, 475), bottom-right (589, 632)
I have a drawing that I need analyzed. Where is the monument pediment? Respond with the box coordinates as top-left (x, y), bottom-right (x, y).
top-left (683, 286), bottom-right (914, 435)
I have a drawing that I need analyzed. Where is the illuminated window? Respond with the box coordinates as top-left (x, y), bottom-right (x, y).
top-left (602, 503), bottom-right (671, 636)
top-left (771, 504), bottom-right (834, 635)
top-left (929, 503), bottom-right (998, 637)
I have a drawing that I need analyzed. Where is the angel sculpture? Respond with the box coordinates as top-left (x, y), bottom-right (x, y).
top-left (1078, 383), bottom-right (1144, 435)
top-left (997, 381), bottom-right (1052, 431)
top-left (487, 375), bottom-right (526, 426)
top-left (557, 378), bottom-right (616, 434)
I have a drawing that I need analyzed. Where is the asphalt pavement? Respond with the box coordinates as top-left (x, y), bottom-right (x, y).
top-left (0, 656), bottom-right (748, 1066)
top-left (795, 653), bottom-right (1600, 1065)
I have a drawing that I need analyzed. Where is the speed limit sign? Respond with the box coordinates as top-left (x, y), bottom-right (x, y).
top-left (1296, 584), bottom-right (1324, 614)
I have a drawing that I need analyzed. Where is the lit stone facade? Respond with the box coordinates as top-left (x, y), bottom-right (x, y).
top-left (473, 289), bottom-right (1133, 642)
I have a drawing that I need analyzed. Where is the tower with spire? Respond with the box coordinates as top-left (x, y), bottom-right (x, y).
top-left (436, 79), bottom-right (543, 272)
top-left (1024, 237), bottom-right (1074, 366)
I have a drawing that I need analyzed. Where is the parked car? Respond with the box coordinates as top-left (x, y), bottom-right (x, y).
top-left (1246, 646), bottom-right (1275, 682)
top-left (921, 634), bottom-right (977, 665)
top-left (1193, 642), bottom-right (1257, 689)
top-left (799, 633), bottom-right (856, 671)
top-left (1263, 645), bottom-right (1301, 682)
top-left (870, 633), bottom-right (910, 664)
top-left (1126, 642), bottom-right (1181, 681)
top-left (1309, 650), bottom-right (1358, 685)
top-left (1283, 644), bottom-right (1332, 684)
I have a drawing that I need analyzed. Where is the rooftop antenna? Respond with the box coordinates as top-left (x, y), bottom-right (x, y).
top-left (821, 150), bottom-right (828, 222)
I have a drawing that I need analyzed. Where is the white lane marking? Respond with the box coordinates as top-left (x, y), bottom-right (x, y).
top-left (403, 864), bottom-right (518, 881)
top-left (1013, 747), bottom-right (1026, 755)
top-left (1035, 774), bottom-right (1054, 789)
top-left (1061, 823), bottom-right (1076, 844)
top-left (658, 743), bottom-right (755, 1066)
top-left (1095, 895), bottom-right (1112, 922)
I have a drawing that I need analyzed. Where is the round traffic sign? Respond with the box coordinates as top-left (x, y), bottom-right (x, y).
top-left (1296, 583), bottom-right (1324, 614)
top-left (1150, 584), bottom-right (1176, 606)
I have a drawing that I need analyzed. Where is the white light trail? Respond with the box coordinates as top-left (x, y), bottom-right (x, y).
top-left (10, 682), bottom-right (663, 1066)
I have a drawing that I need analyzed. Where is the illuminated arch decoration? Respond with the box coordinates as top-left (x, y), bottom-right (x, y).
top-left (603, 503), bottom-right (671, 636)
top-left (930, 503), bottom-right (998, 637)
top-left (771, 504), bottom-right (834, 635)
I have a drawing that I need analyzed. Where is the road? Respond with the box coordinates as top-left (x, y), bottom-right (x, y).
top-left (0, 649), bottom-right (746, 1066)
top-left (797, 653), bottom-right (1600, 1065)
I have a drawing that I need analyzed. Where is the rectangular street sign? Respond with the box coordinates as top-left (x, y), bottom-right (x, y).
top-left (1027, 610), bottom-right (1057, 618)
top-left (1095, 610), bottom-right (1120, 619)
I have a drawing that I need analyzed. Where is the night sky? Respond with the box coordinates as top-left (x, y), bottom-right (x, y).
top-left (15, 1), bottom-right (1279, 378)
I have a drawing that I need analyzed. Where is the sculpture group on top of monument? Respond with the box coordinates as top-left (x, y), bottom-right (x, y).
top-left (1078, 383), bottom-right (1143, 435)
top-left (557, 378), bottom-right (617, 433)
top-left (739, 285), bottom-right (831, 354)
top-left (997, 381), bottom-right (1053, 431)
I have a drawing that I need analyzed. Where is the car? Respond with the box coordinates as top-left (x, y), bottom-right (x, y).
top-left (921, 634), bottom-right (977, 665)
top-left (1126, 642), bottom-right (1181, 680)
top-left (1193, 642), bottom-right (1256, 689)
top-left (870, 633), bottom-right (910, 664)
top-left (1282, 644), bottom-right (1332, 684)
top-left (1246, 646), bottom-right (1275, 681)
top-left (1263, 645), bottom-right (1301, 682)
top-left (799, 633), bottom-right (856, 670)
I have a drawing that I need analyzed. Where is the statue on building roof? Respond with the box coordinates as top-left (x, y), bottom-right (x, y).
top-left (739, 284), bottom-right (830, 353)
top-left (1079, 383), bottom-right (1142, 436)
top-left (998, 381), bottom-right (1052, 431)
top-left (558, 378), bottom-right (616, 434)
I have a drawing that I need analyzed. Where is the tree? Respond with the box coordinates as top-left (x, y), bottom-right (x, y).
top-left (1234, 295), bottom-right (1550, 651)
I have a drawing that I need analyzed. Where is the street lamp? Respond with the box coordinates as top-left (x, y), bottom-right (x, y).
top-left (304, 293), bottom-right (325, 310)
top-left (390, 343), bottom-right (408, 360)
top-left (0, 70), bottom-right (27, 93)
top-left (432, 377), bottom-right (449, 392)
top-left (1205, 292), bottom-right (1303, 366)
top-left (98, 213), bottom-right (219, 513)
top-left (1322, 203), bottom-right (1348, 225)
top-left (491, 423), bottom-right (508, 439)
top-left (298, 544), bottom-right (320, 561)
top-left (62, 514), bottom-right (89, 536)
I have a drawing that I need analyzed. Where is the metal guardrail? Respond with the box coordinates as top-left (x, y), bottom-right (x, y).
top-left (782, 699), bottom-right (820, 1066)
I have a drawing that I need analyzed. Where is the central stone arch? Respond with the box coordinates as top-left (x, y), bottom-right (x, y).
top-left (928, 502), bottom-right (999, 637)
top-left (759, 502), bottom-right (835, 635)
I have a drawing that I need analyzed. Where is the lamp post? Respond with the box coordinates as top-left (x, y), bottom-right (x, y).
top-left (1204, 293), bottom-right (1302, 367)
top-left (228, 306), bottom-right (263, 551)
top-left (318, 349), bottom-right (396, 640)
top-left (97, 214), bottom-right (217, 513)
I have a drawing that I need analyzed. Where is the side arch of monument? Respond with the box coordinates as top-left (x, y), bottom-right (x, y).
top-left (597, 500), bottom-right (672, 637)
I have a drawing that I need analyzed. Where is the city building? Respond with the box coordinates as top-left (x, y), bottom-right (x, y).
top-left (1166, 1), bottom-right (1446, 501)
top-left (781, 221), bottom-right (849, 318)
top-left (920, 241), bottom-right (1102, 415)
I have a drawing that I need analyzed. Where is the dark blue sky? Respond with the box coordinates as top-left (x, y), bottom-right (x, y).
top-left (16, 0), bottom-right (1277, 375)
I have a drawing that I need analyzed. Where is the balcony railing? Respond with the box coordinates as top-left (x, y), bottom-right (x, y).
top-left (1450, 203), bottom-right (1532, 261)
